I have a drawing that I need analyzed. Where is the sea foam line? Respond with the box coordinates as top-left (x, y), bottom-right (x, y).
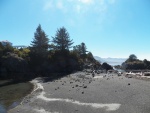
top-left (94, 76), bottom-right (104, 79)
top-left (34, 108), bottom-right (59, 113)
top-left (35, 81), bottom-right (121, 111)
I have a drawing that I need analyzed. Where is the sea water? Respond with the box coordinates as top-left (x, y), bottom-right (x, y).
top-left (0, 81), bottom-right (33, 113)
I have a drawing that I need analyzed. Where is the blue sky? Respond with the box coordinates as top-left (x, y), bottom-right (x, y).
top-left (0, 0), bottom-right (150, 60)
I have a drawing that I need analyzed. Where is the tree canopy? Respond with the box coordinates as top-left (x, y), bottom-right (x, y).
top-left (29, 24), bottom-right (49, 70)
top-left (73, 42), bottom-right (87, 56)
top-left (52, 27), bottom-right (73, 51)
top-left (0, 24), bottom-right (102, 80)
top-left (30, 24), bottom-right (49, 55)
top-left (122, 54), bottom-right (150, 70)
top-left (126, 54), bottom-right (137, 62)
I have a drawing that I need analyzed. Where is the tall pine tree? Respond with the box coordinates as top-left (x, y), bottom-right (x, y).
top-left (30, 24), bottom-right (49, 67)
top-left (52, 27), bottom-right (73, 51)
top-left (30, 24), bottom-right (49, 56)
top-left (80, 42), bottom-right (87, 55)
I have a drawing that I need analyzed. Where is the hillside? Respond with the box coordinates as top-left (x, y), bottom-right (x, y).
top-left (94, 56), bottom-right (127, 66)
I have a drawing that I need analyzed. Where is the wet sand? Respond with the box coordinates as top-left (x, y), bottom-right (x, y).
top-left (8, 71), bottom-right (150, 113)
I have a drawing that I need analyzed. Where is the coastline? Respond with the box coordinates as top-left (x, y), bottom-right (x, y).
top-left (19, 80), bottom-right (37, 105)
top-left (8, 72), bottom-right (150, 113)
top-left (8, 78), bottom-right (43, 112)
top-left (0, 81), bottom-right (34, 113)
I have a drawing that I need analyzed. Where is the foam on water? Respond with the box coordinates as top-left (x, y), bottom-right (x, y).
top-left (35, 82), bottom-right (121, 111)
top-left (94, 76), bottom-right (104, 79)
top-left (31, 80), bottom-right (44, 93)
top-left (34, 108), bottom-right (59, 113)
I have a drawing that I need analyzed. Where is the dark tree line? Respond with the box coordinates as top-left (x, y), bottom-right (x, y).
top-left (0, 24), bottom-right (101, 80)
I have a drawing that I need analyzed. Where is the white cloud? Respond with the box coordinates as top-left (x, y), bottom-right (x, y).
top-left (78, 0), bottom-right (93, 4)
top-left (43, 1), bottom-right (53, 11)
top-left (43, 0), bottom-right (67, 12)
top-left (108, 0), bottom-right (116, 4)
top-left (43, 0), bottom-right (116, 13)
top-left (56, 1), bottom-right (64, 10)
top-left (42, 0), bottom-right (117, 27)
top-left (98, 0), bottom-right (105, 5)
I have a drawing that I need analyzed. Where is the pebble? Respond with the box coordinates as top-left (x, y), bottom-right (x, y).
top-left (75, 85), bottom-right (78, 87)
top-left (83, 86), bottom-right (87, 88)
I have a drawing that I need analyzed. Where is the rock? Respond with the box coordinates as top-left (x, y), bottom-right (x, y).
top-left (83, 86), bottom-right (87, 88)
top-left (107, 78), bottom-right (109, 80)
top-left (82, 91), bottom-right (84, 94)
top-left (128, 83), bottom-right (130, 85)
top-left (75, 85), bottom-right (78, 87)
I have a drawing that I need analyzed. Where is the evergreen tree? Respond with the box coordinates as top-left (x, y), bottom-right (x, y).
top-left (80, 42), bottom-right (87, 55)
top-left (52, 27), bottom-right (73, 51)
top-left (30, 24), bottom-right (49, 69)
top-left (73, 42), bottom-right (87, 55)
top-left (73, 45), bottom-right (82, 55)
top-left (30, 24), bottom-right (49, 57)
top-left (87, 52), bottom-right (95, 62)
top-left (126, 54), bottom-right (137, 62)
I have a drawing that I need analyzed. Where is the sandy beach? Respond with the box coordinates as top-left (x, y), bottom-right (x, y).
top-left (8, 71), bottom-right (150, 113)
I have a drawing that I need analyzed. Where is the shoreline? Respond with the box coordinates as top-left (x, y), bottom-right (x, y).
top-left (9, 82), bottom-right (34, 110)
top-left (8, 72), bottom-right (150, 113)
top-left (0, 81), bottom-right (34, 113)
top-left (8, 78), bottom-right (44, 112)
top-left (8, 72), bottom-right (150, 112)
top-left (6, 81), bottom-right (35, 112)
top-left (19, 80), bottom-right (37, 105)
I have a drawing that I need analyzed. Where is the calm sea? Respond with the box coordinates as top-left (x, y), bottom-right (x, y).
top-left (0, 81), bottom-right (33, 113)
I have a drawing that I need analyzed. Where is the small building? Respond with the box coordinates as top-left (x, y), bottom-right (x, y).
top-left (0, 40), bottom-right (13, 46)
